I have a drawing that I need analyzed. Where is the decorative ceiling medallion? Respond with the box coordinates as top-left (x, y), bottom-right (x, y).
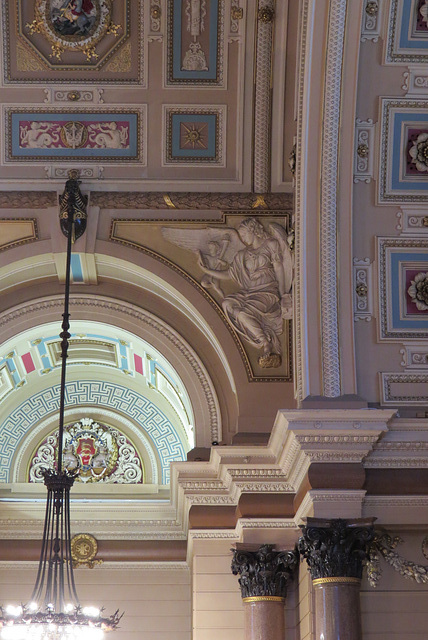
top-left (26, 0), bottom-right (121, 61)
top-left (29, 417), bottom-right (144, 483)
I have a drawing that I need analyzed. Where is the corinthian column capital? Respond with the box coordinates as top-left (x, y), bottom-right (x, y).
top-left (231, 544), bottom-right (298, 600)
top-left (298, 517), bottom-right (375, 581)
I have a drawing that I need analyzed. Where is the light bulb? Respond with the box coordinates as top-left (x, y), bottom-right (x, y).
top-left (81, 607), bottom-right (99, 618)
top-left (5, 606), bottom-right (22, 617)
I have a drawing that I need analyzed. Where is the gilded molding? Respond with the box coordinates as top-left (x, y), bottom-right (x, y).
top-left (312, 576), bottom-right (360, 585)
top-left (242, 596), bottom-right (284, 603)
top-left (92, 191), bottom-right (293, 210)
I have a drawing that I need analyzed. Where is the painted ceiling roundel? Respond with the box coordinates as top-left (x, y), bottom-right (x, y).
top-left (32, 0), bottom-right (114, 53)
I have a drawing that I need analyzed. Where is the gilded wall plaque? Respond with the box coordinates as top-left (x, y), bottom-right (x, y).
top-left (71, 533), bottom-right (102, 568)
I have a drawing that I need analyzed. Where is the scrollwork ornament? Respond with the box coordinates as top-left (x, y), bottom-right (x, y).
top-left (298, 519), bottom-right (375, 580)
top-left (231, 544), bottom-right (298, 599)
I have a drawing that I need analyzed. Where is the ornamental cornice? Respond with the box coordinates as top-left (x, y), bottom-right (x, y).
top-left (188, 531), bottom-right (238, 539)
top-left (294, 435), bottom-right (380, 445)
top-left (0, 561), bottom-right (189, 571)
top-left (373, 442), bottom-right (428, 450)
top-left (0, 519), bottom-right (186, 540)
top-left (227, 468), bottom-right (287, 478)
top-left (237, 519), bottom-right (298, 531)
top-left (185, 494), bottom-right (236, 505)
top-left (295, 490), bottom-right (367, 523)
top-left (364, 496), bottom-right (428, 508)
top-left (364, 457), bottom-right (428, 468)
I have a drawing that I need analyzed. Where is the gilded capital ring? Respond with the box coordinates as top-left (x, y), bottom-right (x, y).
top-left (242, 596), bottom-right (285, 603)
top-left (312, 577), bottom-right (361, 586)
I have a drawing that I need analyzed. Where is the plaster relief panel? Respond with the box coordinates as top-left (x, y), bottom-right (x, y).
top-left (380, 372), bottom-right (428, 405)
top-left (379, 98), bottom-right (428, 202)
top-left (4, 107), bottom-right (146, 164)
top-left (163, 105), bottom-right (226, 166)
top-left (386, 0), bottom-right (428, 63)
top-left (354, 118), bottom-right (375, 183)
top-left (110, 212), bottom-right (293, 381)
top-left (361, 0), bottom-right (383, 42)
top-left (378, 237), bottom-right (428, 340)
top-left (396, 206), bottom-right (428, 233)
top-left (166, 0), bottom-right (225, 86)
top-left (3, 0), bottom-right (144, 84)
top-left (353, 258), bottom-right (373, 322)
top-left (400, 342), bottom-right (428, 368)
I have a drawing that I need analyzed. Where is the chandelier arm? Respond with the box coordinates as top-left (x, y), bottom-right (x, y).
top-left (65, 487), bottom-right (79, 605)
top-left (30, 481), bottom-right (52, 605)
top-left (44, 490), bottom-right (57, 608)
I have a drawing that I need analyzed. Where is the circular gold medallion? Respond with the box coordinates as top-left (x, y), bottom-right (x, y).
top-left (71, 533), bottom-right (98, 565)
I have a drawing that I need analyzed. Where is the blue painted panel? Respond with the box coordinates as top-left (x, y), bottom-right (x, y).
top-left (71, 254), bottom-right (84, 283)
top-left (172, 0), bottom-right (219, 80)
top-left (171, 113), bottom-right (217, 158)
top-left (399, 0), bottom-right (428, 48)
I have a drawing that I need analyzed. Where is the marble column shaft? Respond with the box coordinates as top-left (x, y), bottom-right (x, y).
top-left (298, 518), bottom-right (375, 640)
top-left (231, 544), bottom-right (298, 640)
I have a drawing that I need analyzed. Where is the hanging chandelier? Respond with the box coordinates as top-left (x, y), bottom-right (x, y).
top-left (0, 172), bottom-right (122, 640)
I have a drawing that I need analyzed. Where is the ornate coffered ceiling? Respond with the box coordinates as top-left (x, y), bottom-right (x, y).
top-left (0, 0), bottom-right (295, 191)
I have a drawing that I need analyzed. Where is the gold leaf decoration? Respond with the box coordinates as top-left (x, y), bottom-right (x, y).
top-left (16, 41), bottom-right (46, 72)
top-left (105, 41), bottom-right (131, 72)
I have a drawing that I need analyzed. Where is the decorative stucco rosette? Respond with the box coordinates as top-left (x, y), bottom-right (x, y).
top-left (408, 272), bottom-right (428, 311)
top-left (409, 132), bottom-right (428, 172)
top-left (27, 0), bottom-right (119, 61)
top-left (29, 417), bottom-right (143, 483)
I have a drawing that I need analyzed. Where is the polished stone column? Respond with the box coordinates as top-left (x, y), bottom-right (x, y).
top-left (298, 518), bottom-right (375, 640)
top-left (231, 544), bottom-right (298, 640)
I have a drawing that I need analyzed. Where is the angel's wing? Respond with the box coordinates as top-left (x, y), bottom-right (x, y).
top-left (161, 226), bottom-right (244, 263)
top-left (268, 222), bottom-right (294, 293)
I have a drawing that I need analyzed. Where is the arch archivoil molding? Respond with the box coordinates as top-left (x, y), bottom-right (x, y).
top-left (0, 294), bottom-right (222, 447)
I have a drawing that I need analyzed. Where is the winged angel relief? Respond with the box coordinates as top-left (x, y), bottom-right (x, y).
top-left (162, 218), bottom-right (294, 368)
